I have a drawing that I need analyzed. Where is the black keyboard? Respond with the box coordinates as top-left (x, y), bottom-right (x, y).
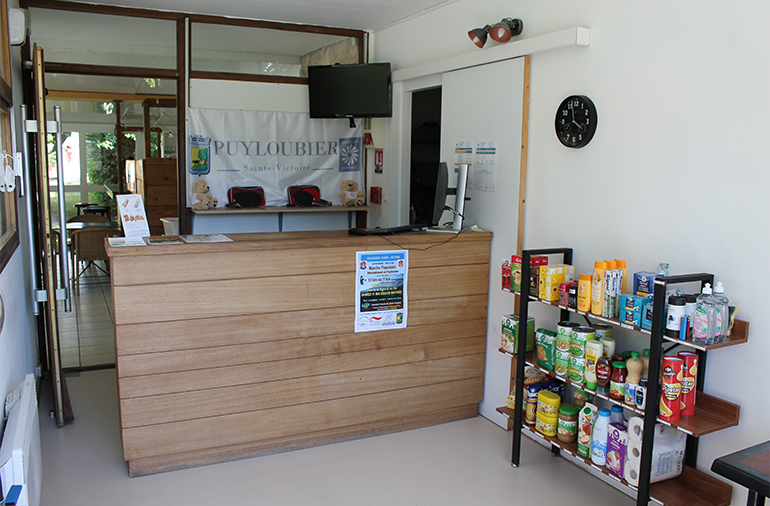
top-left (348, 225), bottom-right (426, 236)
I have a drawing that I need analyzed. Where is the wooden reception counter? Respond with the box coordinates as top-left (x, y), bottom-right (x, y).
top-left (107, 229), bottom-right (491, 476)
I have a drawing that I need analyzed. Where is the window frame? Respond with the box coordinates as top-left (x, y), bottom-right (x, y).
top-left (18, 0), bottom-right (366, 234)
top-left (0, 0), bottom-right (20, 273)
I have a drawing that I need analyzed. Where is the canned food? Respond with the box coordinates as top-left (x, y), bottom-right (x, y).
top-left (572, 326), bottom-right (596, 343)
top-left (593, 324), bottom-right (613, 340)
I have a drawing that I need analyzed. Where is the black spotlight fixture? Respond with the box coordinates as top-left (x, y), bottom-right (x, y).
top-left (468, 25), bottom-right (491, 48)
top-left (489, 18), bottom-right (524, 43)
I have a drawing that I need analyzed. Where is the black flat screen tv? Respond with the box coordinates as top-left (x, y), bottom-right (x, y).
top-left (308, 63), bottom-right (392, 119)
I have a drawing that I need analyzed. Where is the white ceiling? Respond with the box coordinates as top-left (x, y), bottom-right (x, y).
top-left (76, 0), bottom-right (454, 31)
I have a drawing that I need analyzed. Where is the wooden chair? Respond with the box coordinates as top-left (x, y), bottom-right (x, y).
top-left (70, 227), bottom-right (120, 292)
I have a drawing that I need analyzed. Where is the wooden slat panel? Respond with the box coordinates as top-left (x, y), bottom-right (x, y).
top-left (117, 321), bottom-right (485, 378)
top-left (122, 378), bottom-right (482, 460)
top-left (116, 296), bottom-right (486, 355)
top-left (113, 263), bottom-right (489, 325)
top-left (119, 335), bottom-right (485, 398)
top-left (111, 240), bottom-right (491, 286)
top-left (127, 405), bottom-right (479, 477)
top-left (121, 354), bottom-right (484, 427)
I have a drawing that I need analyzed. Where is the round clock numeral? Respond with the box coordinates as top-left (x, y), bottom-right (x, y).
top-left (555, 95), bottom-right (597, 148)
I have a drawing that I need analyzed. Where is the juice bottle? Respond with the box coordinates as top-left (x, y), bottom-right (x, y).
top-left (591, 261), bottom-right (607, 316)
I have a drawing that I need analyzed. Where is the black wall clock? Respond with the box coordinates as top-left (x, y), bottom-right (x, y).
top-left (555, 95), bottom-right (597, 148)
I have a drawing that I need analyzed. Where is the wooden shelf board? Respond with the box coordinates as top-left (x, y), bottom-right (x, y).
top-left (499, 352), bottom-right (740, 438)
top-left (649, 465), bottom-right (732, 506)
top-left (527, 296), bottom-right (749, 352)
top-left (496, 406), bottom-right (733, 506)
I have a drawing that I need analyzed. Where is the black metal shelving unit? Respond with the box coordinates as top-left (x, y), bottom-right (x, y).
top-left (504, 247), bottom-right (741, 506)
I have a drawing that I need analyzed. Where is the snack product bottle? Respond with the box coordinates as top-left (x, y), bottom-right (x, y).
top-left (591, 262), bottom-right (607, 316)
top-left (596, 356), bottom-right (612, 394)
top-left (584, 340), bottom-right (604, 390)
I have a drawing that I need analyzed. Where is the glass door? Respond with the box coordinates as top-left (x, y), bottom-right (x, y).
top-left (30, 45), bottom-right (73, 427)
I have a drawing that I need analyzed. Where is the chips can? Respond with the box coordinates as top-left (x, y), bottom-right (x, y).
top-left (659, 356), bottom-right (683, 422)
top-left (677, 351), bottom-right (698, 416)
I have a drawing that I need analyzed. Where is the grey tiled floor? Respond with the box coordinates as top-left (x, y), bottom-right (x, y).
top-left (57, 260), bottom-right (115, 370)
top-left (39, 370), bottom-right (636, 506)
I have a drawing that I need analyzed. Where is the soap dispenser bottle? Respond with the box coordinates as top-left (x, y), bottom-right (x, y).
top-left (713, 282), bottom-right (730, 344)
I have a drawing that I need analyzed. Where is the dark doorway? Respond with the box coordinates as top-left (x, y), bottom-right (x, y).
top-left (409, 87), bottom-right (442, 225)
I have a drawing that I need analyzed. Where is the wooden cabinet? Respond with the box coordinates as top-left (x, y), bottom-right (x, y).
top-left (135, 158), bottom-right (177, 236)
top-left (107, 230), bottom-right (491, 477)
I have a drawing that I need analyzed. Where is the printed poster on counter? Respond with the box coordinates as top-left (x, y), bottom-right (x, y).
top-left (355, 250), bottom-right (408, 332)
top-left (116, 194), bottom-right (150, 237)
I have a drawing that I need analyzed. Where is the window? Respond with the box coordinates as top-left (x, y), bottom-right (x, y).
top-left (0, 0), bottom-right (19, 273)
top-left (190, 18), bottom-right (364, 82)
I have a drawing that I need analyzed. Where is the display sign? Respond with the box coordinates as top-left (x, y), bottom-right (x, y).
top-left (188, 108), bottom-right (364, 207)
top-left (355, 250), bottom-right (408, 332)
top-left (116, 194), bottom-right (151, 237)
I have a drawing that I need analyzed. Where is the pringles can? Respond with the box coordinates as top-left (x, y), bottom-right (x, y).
top-left (659, 356), bottom-right (683, 422)
top-left (677, 351), bottom-right (698, 416)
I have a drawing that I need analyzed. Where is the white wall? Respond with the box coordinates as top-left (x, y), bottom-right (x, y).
top-left (374, 0), bottom-right (770, 502)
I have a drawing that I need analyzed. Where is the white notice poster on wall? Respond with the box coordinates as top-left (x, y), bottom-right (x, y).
top-left (473, 139), bottom-right (497, 192)
top-left (453, 139), bottom-right (474, 171)
top-left (355, 250), bottom-right (408, 332)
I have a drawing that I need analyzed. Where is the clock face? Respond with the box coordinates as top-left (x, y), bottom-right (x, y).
top-left (555, 95), bottom-right (597, 148)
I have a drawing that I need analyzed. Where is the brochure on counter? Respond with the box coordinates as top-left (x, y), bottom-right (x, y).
top-left (180, 234), bottom-right (232, 243)
top-left (108, 236), bottom-right (146, 247)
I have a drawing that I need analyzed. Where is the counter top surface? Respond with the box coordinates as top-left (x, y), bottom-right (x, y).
top-left (106, 229), bottom-right (493, 257)
top-left (192, 205), bottom-right (372, 215)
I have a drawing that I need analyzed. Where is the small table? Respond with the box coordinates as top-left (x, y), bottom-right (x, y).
top-left (712, 440), bottom-right (770, 506)
top-left (65, 221), bottom-right (120, 231)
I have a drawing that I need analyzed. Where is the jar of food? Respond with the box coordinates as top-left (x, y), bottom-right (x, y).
top-left (573, 387), bottom-right (592, 408)
top-left (557, 404), bottom-right (579, 443)
top-left (568, 282), bottom-right (579, 309)
top-left (536, 412), bottom-right (558, 437)
top-left (610, 361), bottom-right (627, 401)
top-left (559, 283), bottom-right (570, 306)
top-left (537, 390), bottom-right (561, 417)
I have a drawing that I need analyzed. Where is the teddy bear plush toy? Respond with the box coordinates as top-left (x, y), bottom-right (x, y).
top-left (339, 180), bottom-right (365, 207)
top-left (191, 179), bottom-right (218, 210)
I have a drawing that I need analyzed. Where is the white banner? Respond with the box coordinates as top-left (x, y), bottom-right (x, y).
top-left (187, 108), bottom-right (364, 207)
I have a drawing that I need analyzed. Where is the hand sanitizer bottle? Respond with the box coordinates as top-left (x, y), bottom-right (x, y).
top-left (712, 282), bottom-right (730, 344)
top-left (692, 283), bottom-right (717, 346)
